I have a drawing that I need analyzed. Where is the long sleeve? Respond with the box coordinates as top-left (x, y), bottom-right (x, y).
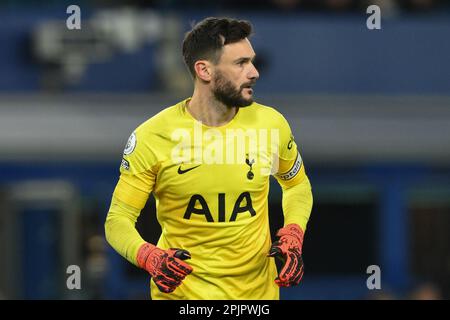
top-left (280, 174), bottom-right (313, 231)
top-left (105, 195), bottom-right (147, 266)
top-left (272, 110), bottom-right (313, 231)
top-left (104, 164), bottom-right (156, 266)
top-left (104, 128), bottom-right (158, 266)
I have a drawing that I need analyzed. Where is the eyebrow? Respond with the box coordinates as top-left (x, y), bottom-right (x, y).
top-left (234, 55), bottom-right (256, 64)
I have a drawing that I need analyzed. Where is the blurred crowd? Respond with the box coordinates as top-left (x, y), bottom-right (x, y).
top-left (1, 0), bottom-right (449, 13)
top-left (154, 0), bottom-right (450, 13)
top-left (365, 282), bottom-right (444, 300)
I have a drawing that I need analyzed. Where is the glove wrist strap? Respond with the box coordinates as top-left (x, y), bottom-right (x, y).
top-left (136, 242), bottom-right (157, 269)
top-left (277, 223), bottom-right (304, 246)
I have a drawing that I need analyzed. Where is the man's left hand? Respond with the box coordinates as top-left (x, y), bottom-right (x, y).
top-left (268, 223), bottom-right (305, 287)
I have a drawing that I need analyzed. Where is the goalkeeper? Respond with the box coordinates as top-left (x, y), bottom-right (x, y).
top-left (105, 17), bottom-right (313, 299)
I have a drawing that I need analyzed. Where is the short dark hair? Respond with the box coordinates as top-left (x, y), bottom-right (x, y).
top-left (182, 17), bottom-right (253, 77)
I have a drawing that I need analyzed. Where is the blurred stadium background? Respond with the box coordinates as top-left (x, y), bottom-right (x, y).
top-left (0, 0), bottom-right (449, 300)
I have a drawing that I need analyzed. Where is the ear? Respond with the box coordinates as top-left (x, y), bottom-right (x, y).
top-left (194, 60), bottom-right (212, 82)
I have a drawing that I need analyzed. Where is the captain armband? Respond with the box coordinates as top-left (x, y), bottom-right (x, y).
top-left (277, 152), bottom-right (303, 181)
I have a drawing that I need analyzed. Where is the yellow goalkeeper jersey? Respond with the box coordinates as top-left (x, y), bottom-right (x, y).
top-left (112, 98), bottom-right (308, 300)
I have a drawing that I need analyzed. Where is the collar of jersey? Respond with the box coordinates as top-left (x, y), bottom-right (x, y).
top-left (181, 97), bottom-right (242, 130)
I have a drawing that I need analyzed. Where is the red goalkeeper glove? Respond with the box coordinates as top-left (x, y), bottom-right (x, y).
top-left (137, 243), bottom-right (193, 293)
top-left (268, 223), bottom-right (305, 287)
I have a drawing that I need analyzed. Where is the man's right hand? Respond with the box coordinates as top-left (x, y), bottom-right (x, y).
top-left (137, 243), bottom-right (193, 293)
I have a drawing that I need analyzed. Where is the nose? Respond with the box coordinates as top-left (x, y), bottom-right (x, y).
top-left (248, 62), bottom-right (259, 80)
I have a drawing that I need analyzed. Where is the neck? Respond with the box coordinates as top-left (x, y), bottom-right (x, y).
top-left (187, 88), bottom-right (238, 127)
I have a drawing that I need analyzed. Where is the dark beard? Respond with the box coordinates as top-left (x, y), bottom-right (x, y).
top-left (212, 72), bottom-right (254, 108)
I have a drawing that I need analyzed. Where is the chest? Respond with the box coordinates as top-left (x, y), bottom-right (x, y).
top-left (153, 124), bottom-right (278, 196)
top-left (155, 154), bottom-right (272, 196)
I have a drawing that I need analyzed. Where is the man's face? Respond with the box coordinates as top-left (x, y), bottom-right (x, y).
top-left (211, 38), bottom-right (259, 108)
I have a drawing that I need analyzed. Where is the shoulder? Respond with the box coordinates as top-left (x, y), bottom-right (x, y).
top-left (243, 101), bottom-right (290, 128)
top-left (135, 101), bottom-right (183, 136)
top-left (123, 100), bottom-right (184, 158)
